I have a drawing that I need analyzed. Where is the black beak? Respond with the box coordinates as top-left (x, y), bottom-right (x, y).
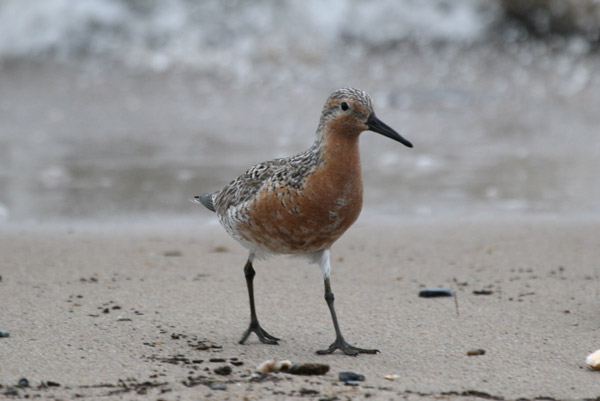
top-left (366, 113), bottom-right (413, 148)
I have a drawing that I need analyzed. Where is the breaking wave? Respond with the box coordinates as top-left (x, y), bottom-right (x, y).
top-left (0, 0), bottom-right (499, 71)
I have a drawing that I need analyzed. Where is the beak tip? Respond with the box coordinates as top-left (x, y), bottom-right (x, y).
top-left (367, 113), bottom-right (413, 148)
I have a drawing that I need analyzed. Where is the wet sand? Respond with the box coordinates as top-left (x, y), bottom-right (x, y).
top-left (1, 218), bottom-right (599, 400)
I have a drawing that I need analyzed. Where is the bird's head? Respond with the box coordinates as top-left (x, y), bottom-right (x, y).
top-left (318, 88), bottom-right (412, 148)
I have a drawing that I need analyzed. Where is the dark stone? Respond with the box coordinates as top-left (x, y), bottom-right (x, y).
top-left (419, 288), bottom-right (453, 298)
top-left (288, 363), bottom-right (329, 375)
top-left (211, 384), bottom-right (227, 390)
top-left (299, 388), bottom-right (319, 395)
top-left (249, 372), bottom-right (268, 382)
top-left (4, 388), bottom-right (18, 396)
top-left (17, 378), bottom-right (29, 388)
top-left (213, 366), bottom-right (232, 376)
top-left (0, 329), bottom-right (9, 338)
top-left (467, 349), bottom-right (486, 356)
top-left (473, 290), bottom-right (494, 295)
top-left (339, 371), bottom-right (365, 382)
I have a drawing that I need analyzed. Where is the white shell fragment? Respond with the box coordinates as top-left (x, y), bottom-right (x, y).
top-left (256, 359), bottom-right (293, 373)
top-left (384, 374), bottom-right (401, 381)
top-left (586, 349), bottom-right (600, 370)
top-left (274, 359), bottom-right (292, 372)
top-left (256, 359), bottom-right (276, 373)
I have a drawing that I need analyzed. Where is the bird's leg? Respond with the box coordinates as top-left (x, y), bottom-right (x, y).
top-left (239, 258), bottom-right (279, 345)
top-left (316, 250), bottom-right (379, 356)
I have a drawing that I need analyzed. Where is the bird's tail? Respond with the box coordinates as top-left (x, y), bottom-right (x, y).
top-left (192, 193), bottom-right (216, 212)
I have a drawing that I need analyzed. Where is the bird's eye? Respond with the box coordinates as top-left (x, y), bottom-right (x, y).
top-left (340, 102), bottom-right (349, 111)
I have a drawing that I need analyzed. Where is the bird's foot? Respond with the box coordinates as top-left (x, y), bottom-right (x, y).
top-left (316, 337), bottom-right (379, 356)
top-left (239, 321), bottom-right (280, 345)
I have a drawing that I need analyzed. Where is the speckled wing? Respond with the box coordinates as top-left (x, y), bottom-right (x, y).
top-left (212, 158), bottom-right (289, 215)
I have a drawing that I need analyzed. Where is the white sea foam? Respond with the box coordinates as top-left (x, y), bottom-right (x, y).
top-left (0, 0), bottom-right (499, 70)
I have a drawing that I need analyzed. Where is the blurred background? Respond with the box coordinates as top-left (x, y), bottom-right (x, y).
top-left (0, 0), bottom-right (599, 224)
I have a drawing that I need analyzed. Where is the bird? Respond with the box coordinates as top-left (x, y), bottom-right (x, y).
top-left (194, 88), bottom-right (412, 355)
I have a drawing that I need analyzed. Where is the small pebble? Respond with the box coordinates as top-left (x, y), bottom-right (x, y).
top-left (339, 371), bottom-right (365, 383)
top-left (467, 349), bottom-right (486, 356)
top-left (384, 374), bottom-right (400, 381)
top-left (0, 329), bottom-right (9, 338)
top-left (4, 389), bottom-right (18, 397)
top-left (473, 290), bottom-right (494, 295)
top-left (17, 378), bottom-right (29, 388)
top-left (211, 384), bottom-right (227, 391)
top-left (249, 372), bottom-right (268, 382)
top-left (288, 363), bottom-right (329, 376)
top-left (419, 288), bottom-right (453, 298)
top-left (214, 365), bottom-right (232, 376)
top-left (586, 349), bottom-right (600, 370)
top-left (299, 388), bottom-right (319, 396)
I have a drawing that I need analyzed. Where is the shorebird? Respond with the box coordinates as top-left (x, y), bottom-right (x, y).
top-left (195, 88), bottom-right (412, 355)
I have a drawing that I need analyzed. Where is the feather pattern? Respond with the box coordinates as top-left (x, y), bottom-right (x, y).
top-left (195, 88), bottom-right (378, 258)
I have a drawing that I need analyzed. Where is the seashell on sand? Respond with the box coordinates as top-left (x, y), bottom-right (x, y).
top-left (586, 349), bottom-right (600, 370)
top-left (256, 359), bottom-right (292, 373)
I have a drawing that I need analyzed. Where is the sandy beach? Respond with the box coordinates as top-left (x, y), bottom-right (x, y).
top-left (2, 1), bottom-right (600, 399)
top-left (1, 218), bottom-right (599, 400)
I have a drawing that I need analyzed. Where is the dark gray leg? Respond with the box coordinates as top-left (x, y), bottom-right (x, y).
top-left (239, 259), bottom-right (279, 345)
top-left (316, 254), bottom-right (379, 355)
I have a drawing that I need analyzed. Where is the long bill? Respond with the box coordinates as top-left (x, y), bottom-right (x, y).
top-left (366, 113), bottom-right (413, 148)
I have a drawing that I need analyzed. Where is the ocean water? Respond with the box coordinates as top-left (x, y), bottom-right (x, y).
top-left (0, 0), bottom-right (498, 69)
top-left (1, 0), bottom-right (599, 223)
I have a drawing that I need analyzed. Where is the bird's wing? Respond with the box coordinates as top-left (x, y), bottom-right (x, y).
top-left (212, 158), bottom-right (288, 215)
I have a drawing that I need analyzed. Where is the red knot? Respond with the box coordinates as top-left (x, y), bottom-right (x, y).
top-left (194, 88), bottom-right (412, 355)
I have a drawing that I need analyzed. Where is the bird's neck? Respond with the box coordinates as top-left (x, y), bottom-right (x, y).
top-left (299, 127), bottom-right (363, 238)
top-left (318, 129), bottom-right (362, 178)
top-left (305, 127), bottom-right (363, 206)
